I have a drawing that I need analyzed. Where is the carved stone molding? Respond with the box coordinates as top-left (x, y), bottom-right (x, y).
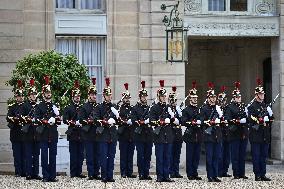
top-left (184, 0), bottom-right (202, 14)
top-left (255, 0), bottom-right (275, 15)
top-left (186, 23), bottom-right (279, 36)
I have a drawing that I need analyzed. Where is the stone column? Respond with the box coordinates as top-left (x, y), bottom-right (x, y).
top-left (271, 0), bottom-right (284, 161)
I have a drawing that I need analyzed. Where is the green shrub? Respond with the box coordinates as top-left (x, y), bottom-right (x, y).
top-left (6, 50), bottom-right (90, 110)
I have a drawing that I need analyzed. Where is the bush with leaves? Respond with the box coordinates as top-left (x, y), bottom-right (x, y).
top-left (6, 50), bottom-right (90, 110)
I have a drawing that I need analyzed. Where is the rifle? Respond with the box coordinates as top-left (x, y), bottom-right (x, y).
top-left (117, 104), bottom-right (131, 135)
top-left (134, 103), bottom-right (150, 135)
top-left (251, 93), bottom-right (279, 130)
top-left (96, 104), bottom-right (115, 134)
top-left (152, 103), bottom-right (168, 135)
top-left (36, 105), bottom-right (55, 134)
top-left (204, 106), bottom-right (218, 135)
top-left (180, 95), bottom-right (189, 109)
top-left (228, 103), bottom-right (246, 132)
top-left (183, 107), bottom-right (200, 137)
top-left (65, 104), bottom-right (81, 135)
top-left (269, 93), bottom-right (279, 107)
top-left (21, 102), bottom-right (37, 133)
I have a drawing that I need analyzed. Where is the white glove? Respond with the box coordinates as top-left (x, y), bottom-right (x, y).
top-left (145, 118), bottom-right (149, 124)
top-left (75, 120), bottom-right (81, 126)
top-left (216, 105), bottom-right (223, 118)
top-left (48, 117), bottom-right (55, 125)
top-left (111, 107), bottom-right (119, 118)
top-left (165, 118), bottom-right (171, 124)
top-left (267, 106), bottom-right (273, 117)
top-left (196, 120), bottom-right (201, 125)
top-left (52, 105), bottom-right (60, 116)
top-left (176, 105), bottom-right (182, 117)
top-left (240, 118), bottom-right (246, 124)
top-left (215, 118), bottom-right (220, 124)
top-left (127, 119), bottom-right (132, 125)
top-left (108, 118), bottom-right (116, 125)
top-left (168, 107), bottom-right (175, 118)
top-left (264, 116), bottom-right (269, 122)
top-left (174, 118), bottom-right (179, 125)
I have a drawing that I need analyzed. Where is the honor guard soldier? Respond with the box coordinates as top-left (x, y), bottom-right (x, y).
top-left (93, 77), bottom-right (119, 183)
top-left (20, 78), bottom-right (41, 180)
top-left (78, 78), bottom-right (100, 180)
top-left (149, 80), bottom-right (174, 182)
top-left (217, 86), bottom-right (232, 178)
top-left (168, 86), bottom-right (183, 179)
top-left (200, 82), bottom-right (223, 182)
top-left (6, 80), bottom-right (26, 177)
top-left (248, 78), bottom-right (274, 181)
top-left (63, 80), bottom-right (86, 178)
top-left (225, 81), bottom-right (248, 179)
top-left (131, 81), bottom-right (153, 180)
top-left (182, 81), bottom-right (202, 180)
top-left (118, 83), bottom-right (136, 178)
top-left (34, 76), bottom-right (61, 182)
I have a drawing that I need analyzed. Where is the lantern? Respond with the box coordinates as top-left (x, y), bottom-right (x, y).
top-left (162, 1), bottom-right (188, 63)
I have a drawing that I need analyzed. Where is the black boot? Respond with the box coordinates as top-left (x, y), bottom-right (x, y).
top-left (255, 176), bottom-right (262, 181)
top-left (261, 176), bottom-right (271, 181)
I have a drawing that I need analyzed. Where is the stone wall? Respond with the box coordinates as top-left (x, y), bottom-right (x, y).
top-left (107, 0), bottom-right (185, 104)
top-left (0, 0), bottom-right (54, 163)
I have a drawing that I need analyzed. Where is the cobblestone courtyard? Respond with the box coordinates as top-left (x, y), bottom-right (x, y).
top-left (0, 164), bottom-right (283, 189)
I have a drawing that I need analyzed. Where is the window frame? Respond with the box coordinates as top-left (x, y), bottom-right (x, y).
top-left (55, 35), bottom-right (107, 101)
top-left (55, 0), bottom-right (106, 14)
top-left (203, 0), bottom-right (253, 16)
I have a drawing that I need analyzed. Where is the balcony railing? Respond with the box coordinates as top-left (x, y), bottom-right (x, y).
top-left (184, 0), bottom-right (277, 16)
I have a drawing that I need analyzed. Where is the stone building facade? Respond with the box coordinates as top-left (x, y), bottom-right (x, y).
top-left (0, 0), bottom-right (283, 171)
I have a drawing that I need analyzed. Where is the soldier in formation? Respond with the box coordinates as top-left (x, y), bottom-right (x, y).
top-left (7, 77), bottom-right (276, 183)
top-left (34, 76), bottom-right (61, 182)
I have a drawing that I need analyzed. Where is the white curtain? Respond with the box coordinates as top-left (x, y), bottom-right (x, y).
top-left (55, 38), bottom-right (77, 56)
top-left (81, 38), bottom-right (105, 102)
top-left (55, 38), bottom-right (105, 102)
top-left (208, 0), bottom-right (225, 11)
top-left (81, 0), bottom-right (101, 9)
top-left (56, 0), bottom-right (75, 8)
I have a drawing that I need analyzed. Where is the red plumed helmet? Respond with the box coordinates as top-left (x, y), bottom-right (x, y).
top-left (105, 77), bottom-right (110, 87)
top-left (172, 86), bottom-right (177, 92)
top-left (92, 78), bottom-right (96, 85)
top-left (141, 81), bottom-right (145, 89)
top-left (30, 78), bottom-right (35, 86)
top-left (207, 82), bottom-right (214, 89)
top-left (256, 77), bottom-right (262, 86)
top-left (124, 83), bottom-right (129, 90)
top-left (139, 81), bottom-right (147, 97)
top-left (17, 80), bottom-right (23, 88)
top-left (159, 80), bottom-right (164, 88)
top-left (255, 77), bottom-right (264, 94)
top-left (74, 80), bottom-right (80, 88)
top-left (44, 75), bottom-right (50, 85)
top-left (220, 85), bottom-right (226, 92)
top-left (192, 81), bottom-right (197, 89)
top-left (235, 81), bottom-right (240, 89)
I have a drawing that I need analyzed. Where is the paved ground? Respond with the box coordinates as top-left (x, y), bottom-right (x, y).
top-left (0, 163), bottom-right (284, 189)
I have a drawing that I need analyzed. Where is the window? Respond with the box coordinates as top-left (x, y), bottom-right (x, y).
top-left (56, 0), bottom-right (75, 8)
top-left (56, 0), bottom-right (104, 10)
top-left (208, 0), bottom-right (226, 11)
top-left (230, 0), bottom-right (247, 11)
top-left (55, 37), bottom-right (106, 102)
